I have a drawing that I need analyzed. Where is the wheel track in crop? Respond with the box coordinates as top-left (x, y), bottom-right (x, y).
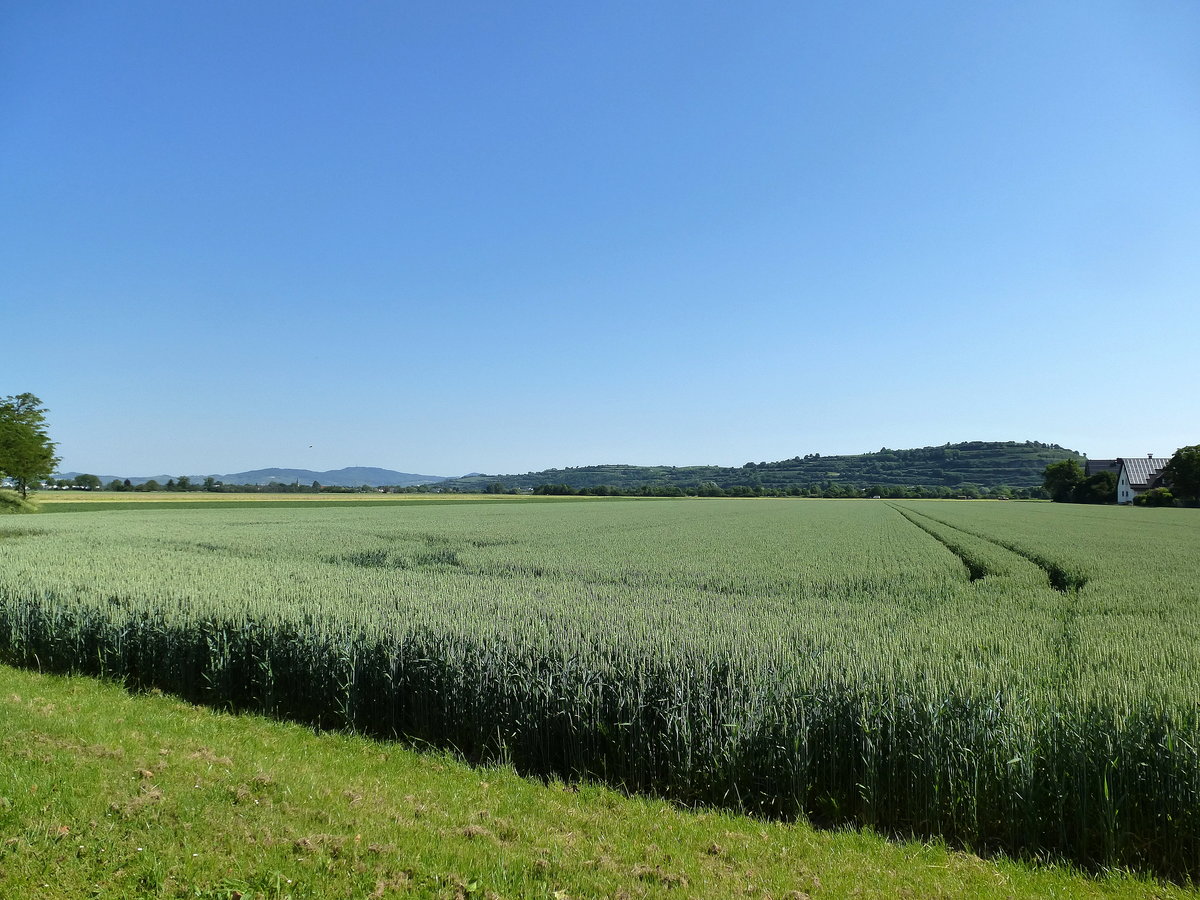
top-left (887, 503), bottom-right (1088, 594)
top-left (887, 505), bottom-right (992, 582)
top-left (887, 502), bottom-right (1086, 689)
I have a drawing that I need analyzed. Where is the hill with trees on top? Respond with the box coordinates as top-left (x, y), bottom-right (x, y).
top-left (437, 441), bottom-right (1081, 498)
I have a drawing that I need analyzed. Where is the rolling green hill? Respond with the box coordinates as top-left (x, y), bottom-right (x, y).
top-left (439, 440), bottom-right (1081, 495)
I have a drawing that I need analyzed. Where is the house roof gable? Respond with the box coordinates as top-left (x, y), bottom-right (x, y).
top-left (1118, 457), bottom-right (1170, 490)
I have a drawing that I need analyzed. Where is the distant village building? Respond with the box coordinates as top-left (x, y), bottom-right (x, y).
top-left (1116, 455), bottom-right (1171, 504)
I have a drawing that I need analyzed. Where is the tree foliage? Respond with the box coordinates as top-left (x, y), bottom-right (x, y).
top-left (1072, 470), bottom-right (1117, 504)
top-left (1042, 458), bottom-right (1084, 503)
top-left (1163, 445), bottom-right (1200, 503)
top-left (1134, 487), bottom-right (1175, 507)
top-left (0, 393), bottom-right (59, 500)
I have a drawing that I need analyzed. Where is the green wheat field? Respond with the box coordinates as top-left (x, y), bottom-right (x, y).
top-left (2, 497), bottom-right (1198, 883)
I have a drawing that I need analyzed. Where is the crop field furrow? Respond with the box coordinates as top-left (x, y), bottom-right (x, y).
top-left (0, 499), bottom-right (1198, 878)
top-left (888, 503), bottom-right (1021, 582)
top-left (895, 503), bottom-right (1089, 593)
top-left (888, 502), bottom-right (1090, 697)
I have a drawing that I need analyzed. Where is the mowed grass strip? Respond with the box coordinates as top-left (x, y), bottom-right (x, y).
top-left (0, 664), bottom-right (1190, 900)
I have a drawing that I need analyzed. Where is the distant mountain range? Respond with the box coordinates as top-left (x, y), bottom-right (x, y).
top-left (435, 441), bottom-right (1082, 493)
top-left (217, 467), bottom-right (449, 487)
top-left (56, 467), bottom-right (449, 488)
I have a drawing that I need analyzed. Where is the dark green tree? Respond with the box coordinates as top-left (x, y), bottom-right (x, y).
top-left (0, 393), bottom-right (60, 499)
top-left (1162, 445), bottom-right (1200, 503)
top-left (533, 483), bottom-right (576, 495)
top-left (1042, 458), bottom-right (1084, 503)
top-left (1072, 470), bottom-right (1117, 504)
top-left (73, 473), bottom-right (102, 491)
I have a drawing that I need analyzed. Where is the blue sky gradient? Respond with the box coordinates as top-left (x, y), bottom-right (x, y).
top-left (4, 2), bottom-right (1198, 476)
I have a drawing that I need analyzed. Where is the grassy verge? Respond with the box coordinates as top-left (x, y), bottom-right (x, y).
top-left (1, 665), bottom-right (1192, 899)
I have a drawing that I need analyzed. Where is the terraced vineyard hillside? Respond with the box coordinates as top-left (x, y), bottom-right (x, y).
top-left (439, 440), bottom-right (1080, 493)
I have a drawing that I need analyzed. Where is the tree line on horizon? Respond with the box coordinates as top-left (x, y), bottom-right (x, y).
top-left (522, 481), bottom-right (1039, 499)
top-left (49, 475), bottom-right (382, 495)
top-left (41, 474), bottom-right (1040, 500)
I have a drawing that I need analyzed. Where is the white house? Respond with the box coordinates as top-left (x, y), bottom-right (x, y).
top-left (1116, 455), bottom-right (1170, 504)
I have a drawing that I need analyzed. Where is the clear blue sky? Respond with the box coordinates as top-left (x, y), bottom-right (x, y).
top-left (4, 2), bottom-right (1197, 477)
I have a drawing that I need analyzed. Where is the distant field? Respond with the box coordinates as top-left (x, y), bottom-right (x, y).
top-left (1, 498), bottom-right (1197, 877)
top-left (34, 490), bottom-right (543, 503)
top-left (33, 490), bottom-right (583, 513)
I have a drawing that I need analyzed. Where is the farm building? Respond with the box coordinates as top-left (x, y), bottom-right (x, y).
top-left (1084, 458), bottom-right (1121, 477)
top-left (1116, 455), bottom-right (1171, 504)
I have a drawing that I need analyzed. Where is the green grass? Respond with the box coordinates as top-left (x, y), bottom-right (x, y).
top-left (0, 489), bottom-right (38, 514)
top-left (1, 663), bottom-right (1192, 900)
